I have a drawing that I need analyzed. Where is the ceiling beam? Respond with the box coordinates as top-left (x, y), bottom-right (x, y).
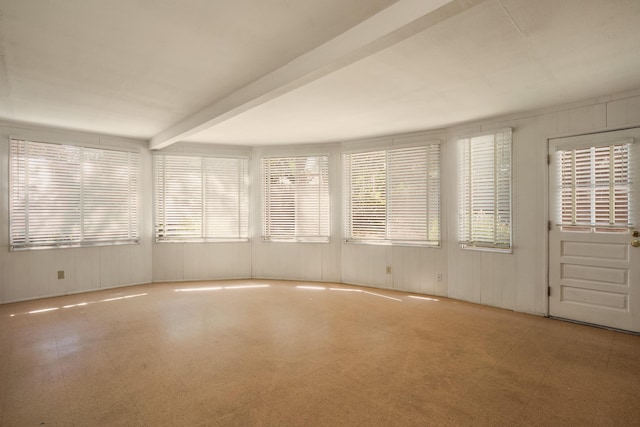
top-left (149, 0), bottom-right (486, 150)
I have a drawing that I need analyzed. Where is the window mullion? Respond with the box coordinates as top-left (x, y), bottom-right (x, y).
top-left (468, 139), bottom-right (473, 243)
top-left (572, 150), bottom-right (576, 226)
top-left (238, 159), bottom-right (242, 239)
top-left (348, 155), bottom-right (353, 238)
top-left (128, 153), bottom-right (132, 240)
top-left (162, 156), bottom-right (167, 239)
top-left (385, 150), bottom-right (390, 241)
top-left (317, 168), bottom-right (322, 237)
top-left (589, 147), bottom-right (595, 228)
top-left (25, 141), bottom-right (31, 246)
top-left (493, 136), bottom-right (498, 245)
top-left (201, 159), bottom-right (206, 239)
top-left (425, 148), bottom-right (430, 242)
top-left (609, 145), bottom-right (615, 226)
top-left (80, 147), bottom-right (85, 243)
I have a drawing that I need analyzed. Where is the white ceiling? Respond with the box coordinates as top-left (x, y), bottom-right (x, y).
top-left (1, 0), bottom-right (640, 147)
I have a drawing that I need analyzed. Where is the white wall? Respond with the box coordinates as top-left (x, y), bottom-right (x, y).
top-left (2, 89), bottom-right (640, 313)
top-left (0, 122), bottom-right (153, 303)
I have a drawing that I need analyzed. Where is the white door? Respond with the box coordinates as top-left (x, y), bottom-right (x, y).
top-left (549, 128), bottom-right (640, 332)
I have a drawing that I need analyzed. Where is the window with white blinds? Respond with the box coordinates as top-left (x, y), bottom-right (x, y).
top-left (343, 144), bottom-right (440, 246)
top-left (10, 138), bottom-right (139, 250)
top-left (458, 129), bottom-right (512, 250)
top-left (262, 155), bottom-right (330, 242)
top-left (556, 142), bottom-right (631, 232)
top-left (154, 154), bottom-right (248, 242)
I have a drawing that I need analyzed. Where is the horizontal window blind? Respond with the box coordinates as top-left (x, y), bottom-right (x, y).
top-left (154, 154), bottom-right (248, 242)
top-left (343, 144), bottom-right (440, 246)
top-left (556, 142), bottom-right (631, 232)
top-left (262, 155), bottom-right (329, 242)
top-left (10, 139), bottom-right (139, 250)
top-left (344, 150), bottom-right (387, 240)
top-left (458, 129), bottom-right (512, 250)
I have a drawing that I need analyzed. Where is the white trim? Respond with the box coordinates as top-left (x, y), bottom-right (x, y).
top-left (9, 135), bottom-right (141, 153)
top-left (456, 127), bottom-right (513, 141)
top-left (152, 151), bottom-right (249, 160)
top-left (552, 137), bottom-right (634, 152)
top-left (341, 139), bottom-right (442, 155)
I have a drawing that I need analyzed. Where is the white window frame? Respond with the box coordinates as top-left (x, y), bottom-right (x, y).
top-left (458, 128), bottom-right (513, 252)
top-left (9, 138), bottom-right (140, 251)
top-left (262, 154), bottom-right (330, 243)
top-left (153, 153), bottom-right (249, 243)
top-left (342, 143), bottom-right (441, 247)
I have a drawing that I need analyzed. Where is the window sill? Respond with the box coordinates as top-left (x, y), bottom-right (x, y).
top-left (10, 240), bottom-right (140, 251)
top-left (344, 239), bottom-right (440, 248)
top-left (261, 238), bottom-right (330, 244)
top-left (460, 244), bottom-right (512, 254)
top-left (155, 239), bottom-right (250, 244)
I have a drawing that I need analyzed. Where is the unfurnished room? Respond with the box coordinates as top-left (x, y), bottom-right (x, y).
top-left (0, 0), bottom-right (639, 426)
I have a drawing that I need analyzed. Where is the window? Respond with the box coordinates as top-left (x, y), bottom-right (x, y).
top-left (343, 144), bottom-right (440, 246)
top-left (10, 138), bottom-right (139, 250)
top-left (262, 155), bottom-right (329, 242)
top-left (154, 154), bottom-right (248, 242)
top-left (556, 141), bottom-right (631, 232)
top-left (458, 129), bottom-right (512, 250)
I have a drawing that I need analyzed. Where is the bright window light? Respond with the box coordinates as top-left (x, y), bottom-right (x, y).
top-left (154, 154), bottom-right (249, 243)
top-left (262, 155), bottom-right (330, 242)
top-left (343, 143), bottom-right (441, 246)
top-left (9, 138), bottom-right (140, 250)
top-left (458, 129), bottom-right (512, 250)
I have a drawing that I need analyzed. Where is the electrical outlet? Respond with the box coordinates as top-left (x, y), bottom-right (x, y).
top-left (437, 273), bottom-right (442, 282)
top-left (386, 266), bottom-right (392, 274)
top-left (57, 270), bottom-right (65, 280)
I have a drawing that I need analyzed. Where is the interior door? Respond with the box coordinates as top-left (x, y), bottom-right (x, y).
top-left (549, 128), bottom-right (640, 332)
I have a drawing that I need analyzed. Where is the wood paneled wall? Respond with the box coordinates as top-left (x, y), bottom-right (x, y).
top-left (2, 89), bottom-right (640, 313)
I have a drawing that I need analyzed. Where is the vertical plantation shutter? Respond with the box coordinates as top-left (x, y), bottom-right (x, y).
top-left (262, 155), bottom-right (330, 242)
top-left (154, 154), bottom-right (248, 242)
top-left (556, 142), bottom-right (631, 232)
top-left (10, 138), bottom-right (139, 250)
top-left (458, 129), bottom-right (512, 250)
top-left (343, 144), bottom-right (440, 246)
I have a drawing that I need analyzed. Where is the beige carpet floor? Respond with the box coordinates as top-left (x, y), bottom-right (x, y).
top-left (0, 280), bottom-right (638, 426)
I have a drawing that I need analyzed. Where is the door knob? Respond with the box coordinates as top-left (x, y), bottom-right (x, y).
top-left (632, 239), bottom-right (640, 248)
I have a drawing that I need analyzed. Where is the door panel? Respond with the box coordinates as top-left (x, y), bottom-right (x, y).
top-left (549, 128), bottom-right (639, 332)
